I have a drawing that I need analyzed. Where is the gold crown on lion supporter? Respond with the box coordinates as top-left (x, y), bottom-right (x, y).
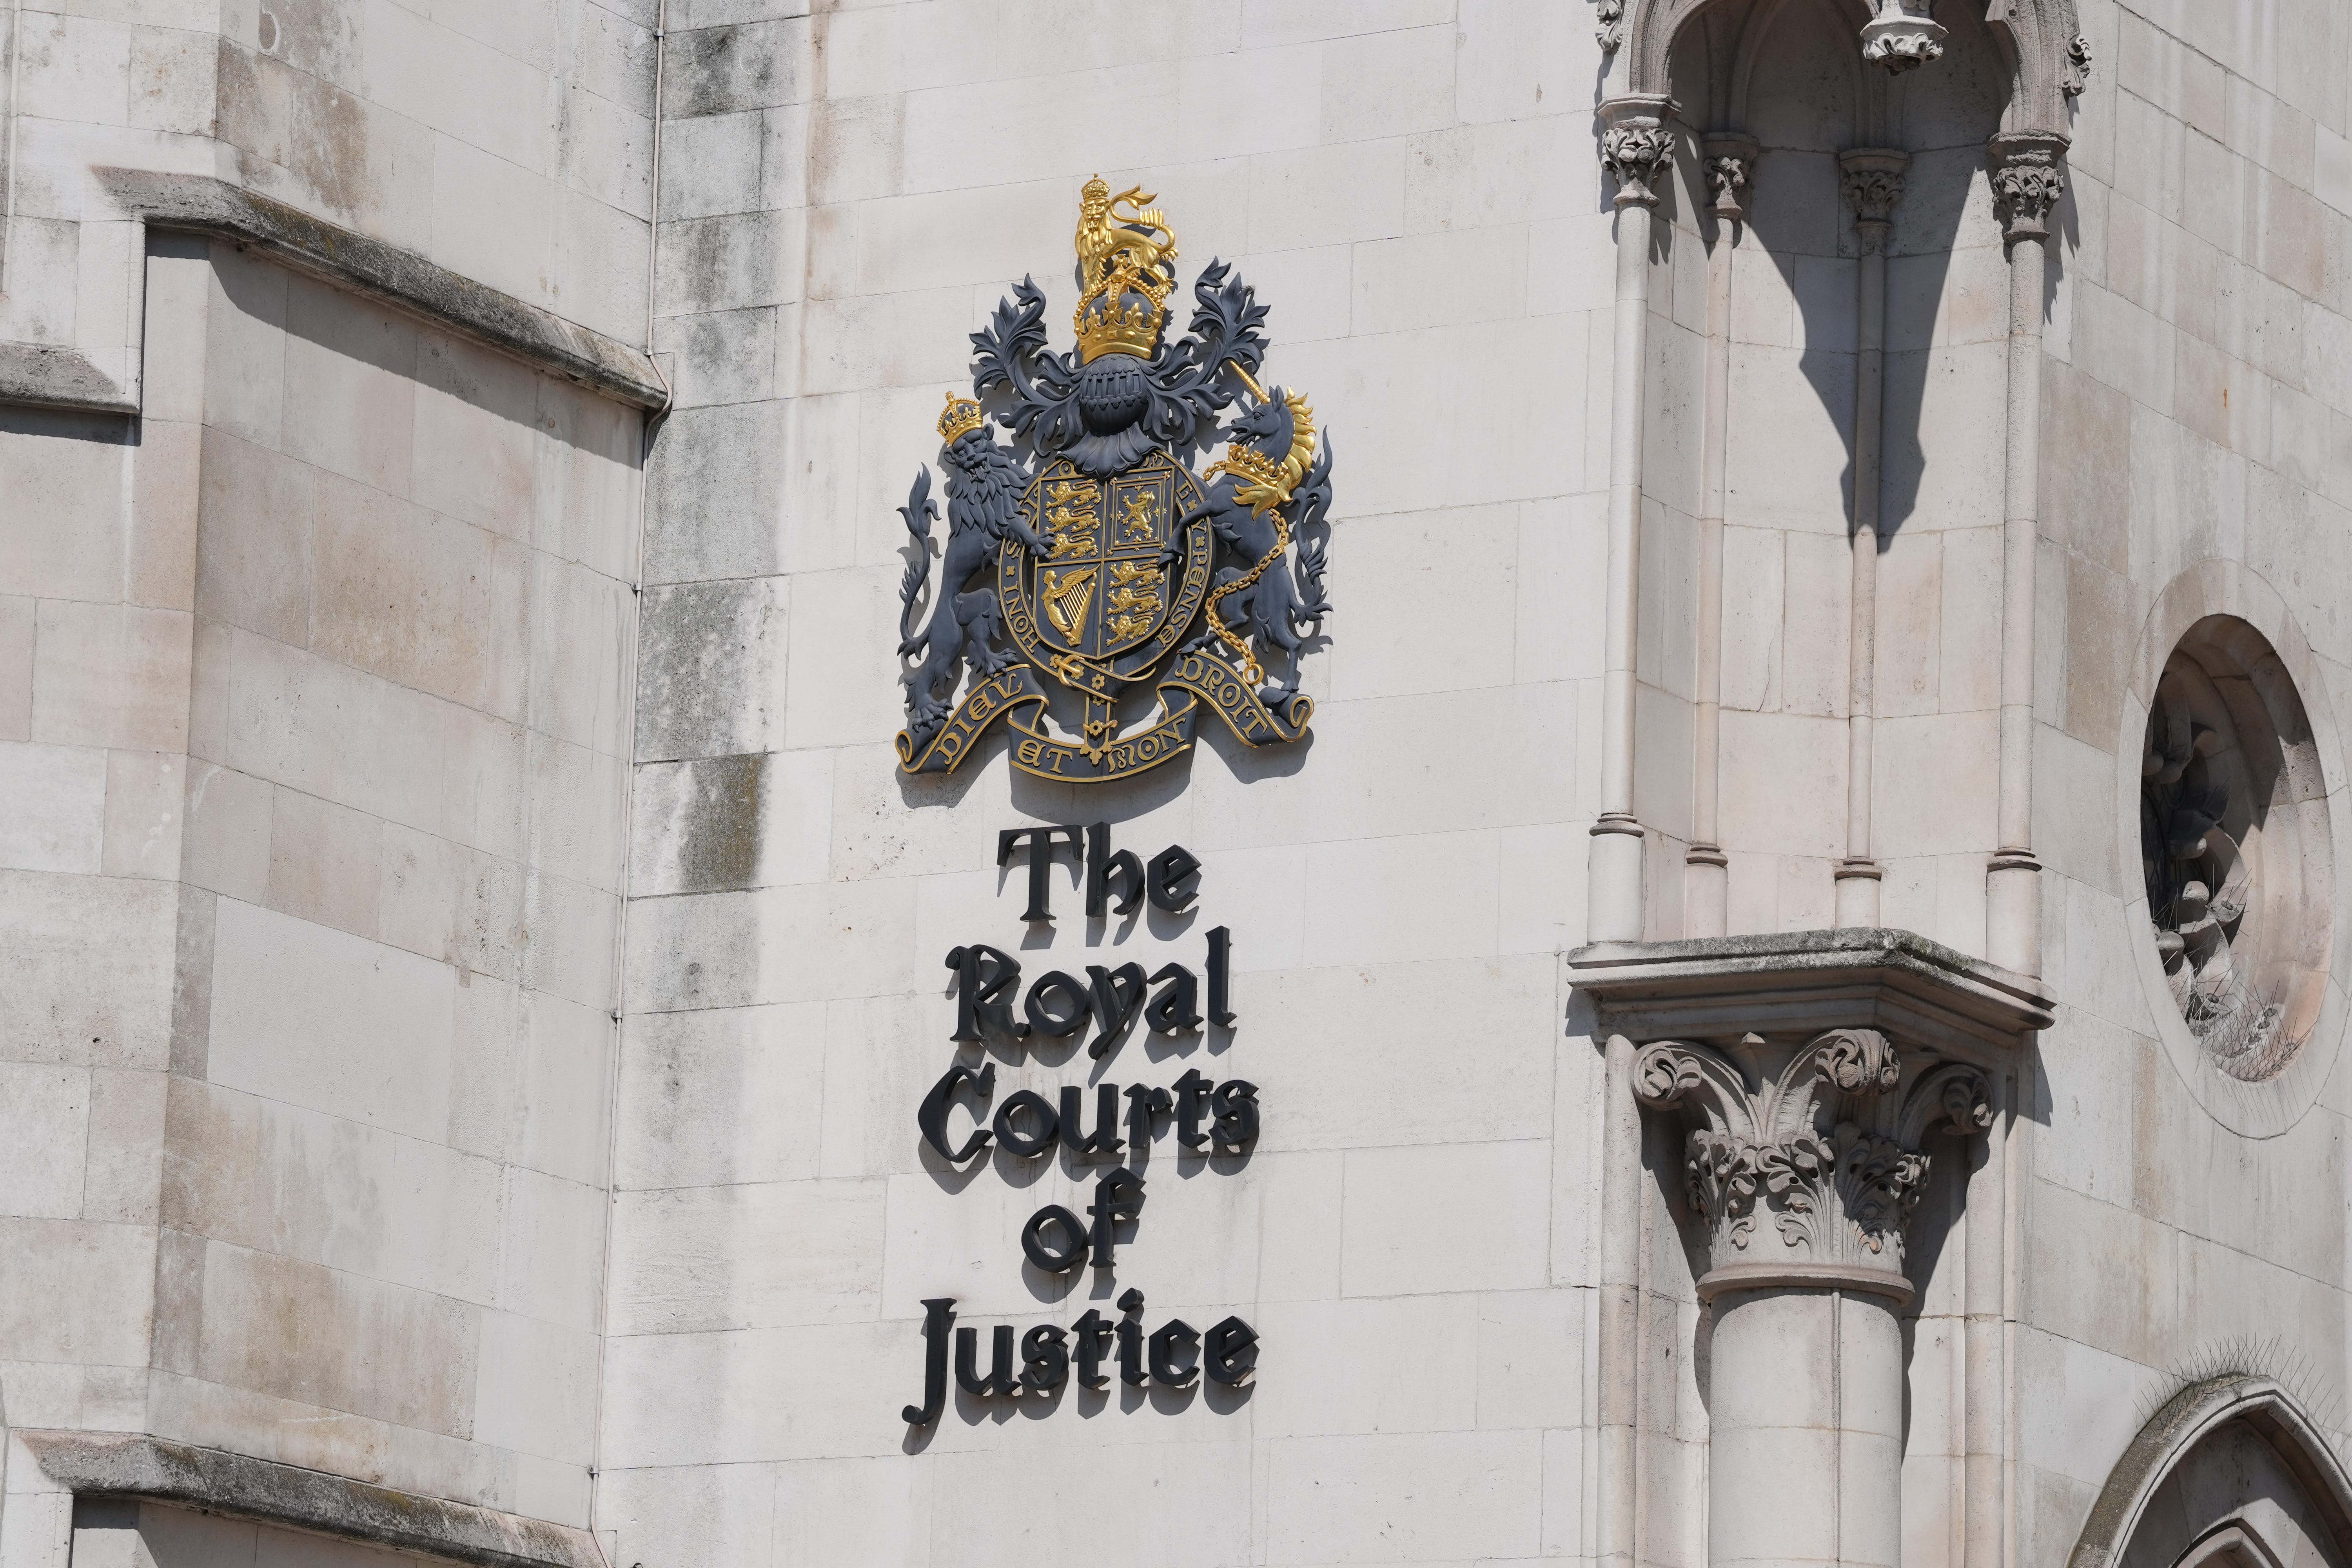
top-left (1073, 175), bottom-right (1179, 363)
top-left (937, 391), bottom-right (985, 443)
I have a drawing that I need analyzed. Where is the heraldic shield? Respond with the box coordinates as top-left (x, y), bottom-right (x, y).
top-left (893, 177), bottom-right (1335, 784)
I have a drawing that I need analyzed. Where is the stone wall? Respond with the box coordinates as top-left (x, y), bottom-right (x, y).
top-left (604, 0), bottom-right (1617, 1561)
top-left (2019, 2), bottom-right (2352, 1563)
top-left (8, 3), bottom-right (2352, 1568)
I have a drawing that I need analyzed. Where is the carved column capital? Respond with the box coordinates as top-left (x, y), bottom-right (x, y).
top-left (1840, 148), bottom-right (1910, 253)
top-left (1600, 97), bottom-right (1678, 210)
top-left (1702, 134), bottom-right (1761, 225)
top-left (1633, 1029), bottom-right (1991, 1291)
top-left (1861, 0), bottom-right (1945, 73)
top-left (1989, 132), bottom-right (2070, 242)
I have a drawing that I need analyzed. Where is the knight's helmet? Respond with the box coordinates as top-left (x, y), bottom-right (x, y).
top-left (1072, 175), bottom-right (1178, 364)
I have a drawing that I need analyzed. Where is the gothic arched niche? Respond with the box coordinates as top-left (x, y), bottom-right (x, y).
top-left (2122, 1426), bottom-right (2345, 1568)
top-left (1665, 0), bottom-right (2011, 544)
top-left (1619, 0), bottom-right (2084, 136)
top-left (2073, 1377), bottom-right (2352, 1568)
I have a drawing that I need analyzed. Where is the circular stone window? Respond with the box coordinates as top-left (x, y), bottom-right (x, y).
top-left (2138, 614), bottom-right (2333, 1087)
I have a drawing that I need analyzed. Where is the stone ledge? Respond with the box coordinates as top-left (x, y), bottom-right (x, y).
top-left (94, 169), bottom-right (668, 412)
top-left (1566, 926), bottom-right (2055, 1059)
top-left (0, 343), bottom-right (139, 416)
top-left (15, 1431), bottom-right (605, 1568)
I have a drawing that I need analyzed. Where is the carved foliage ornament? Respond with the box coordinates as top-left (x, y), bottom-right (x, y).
top-left (1634, 1030), bottom-right (1990, 1278)
top-left (1991, 140), bottom-right (2067, 240)
top-left (2062, 34), bottom-right (2094, 97)
top-left (894, 178), bottom-right (1336, 785)
top-left (1860, 0), bottom-right (1945, 73)
top-left (1602, 124), bottom-right (1676, 209)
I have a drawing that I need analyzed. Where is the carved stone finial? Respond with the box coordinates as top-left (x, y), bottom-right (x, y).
top-left (1632, 1029), bottom-right (1991, 1285)
top-left (1990, 134), bottom-right (2069, 242)
top-left (1597, 0), bottom-right (1625, 52)
top-left (1602, 122), bottom-right (1676, 209)
top-left (1839, 148), bottom-right (1909, 253)
top-left (1861, 0), bottom-right (1945, 73)
top-left (1702, 134), bottom-right (1761, 225)
top-left (2062, 34), bottom-right (2094, 97)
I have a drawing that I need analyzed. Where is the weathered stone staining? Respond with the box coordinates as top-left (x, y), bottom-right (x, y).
top-left (14, 0), bottom-right (2352, 1564)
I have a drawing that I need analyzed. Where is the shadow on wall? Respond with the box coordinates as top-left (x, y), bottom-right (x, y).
top-left (1669, 0), bottom-right (2013, 544)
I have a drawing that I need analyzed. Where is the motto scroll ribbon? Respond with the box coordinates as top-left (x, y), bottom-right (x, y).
top-left (897, 655), bottom-right (1312, 784)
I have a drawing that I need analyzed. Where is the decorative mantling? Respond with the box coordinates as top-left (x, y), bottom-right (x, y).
top-left (1633, 1029), bottom-right (1991, 1284)
top-left (1861, 0), bottom-right (1946, 73)
top-left (1990, 134), bottom-right (2069, 241)
top-left (2062, 33), bottom-right (2094, 96)
top-left (1702, 134), bottom-right (1760, 225)
top-left (1839, 149), bottom-right (1910, 253)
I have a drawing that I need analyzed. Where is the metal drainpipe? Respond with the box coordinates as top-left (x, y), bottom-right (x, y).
top-left (587, 3), bottom-right (668, 1559)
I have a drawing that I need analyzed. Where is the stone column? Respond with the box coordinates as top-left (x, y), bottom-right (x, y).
top-left (1634, 1029), bottom-right (1994, 1568)
top-left (1835, 150), bottom-right (1908, 928)
top-left (1591, 98), bottom-right (1677, 943)
top-left (1985, 133), bottom-right (2068, 977)
top-left (1686, 136), bottom-right (1757, 938)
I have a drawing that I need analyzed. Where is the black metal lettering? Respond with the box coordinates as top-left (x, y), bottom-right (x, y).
top-left (900, 1297), bottom-right (955, 1423)
top-left (997, 824), bottom-right (1083, 921)
top-left (1058, 1083), bottom-right (1124, 1159)
top-left (1089, 1166), bottom-right (1146, 1269)
top-left (945, 943), bottom-right (1025, 1043)
top-left (1172, 1067), bottom-right (1212, 1150)
top-left (1116, 1287), bottom-right (1147, 1385)
top-left (1205, 1315), bottom-right (1258, 1386)
top-left (1147, 844), bottom-right (1201, 912)
top-left (1086, 961), bottom-right (1148, 1057)
top-left (1145, 963), bottom-right (1201, 1033)
top-left (1149, 1319), bottom-right (1200, 1387)
top-left (1020, 1324), bottom-right (1070, 1393)
top-left (1023, 970), bottom-right (1091, 1037)
top-left (991, 1089), bottom-right (1058, 1158)
top-left (955, 1323), bottom-right (1017, 1397)
top-left (1072, 1308), bottom-right (1114, 1388)
top-left (916, 1063), bottom-right (994, 1164)
top-left (1211, 1078), bottom-right (1260, 1148)
top-left (1085, 821), bottom-right (1145, 916)
top-left (1020, 1204), bottom-right (1089, 1273)
top-left (1207, 925), bottom-right (1236, 1026)
top-left (1123, 1082), bottom-right (1172, 1149)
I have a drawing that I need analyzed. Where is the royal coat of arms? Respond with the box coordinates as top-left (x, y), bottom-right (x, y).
top-left (893, 178), bottom-right (1335, 784)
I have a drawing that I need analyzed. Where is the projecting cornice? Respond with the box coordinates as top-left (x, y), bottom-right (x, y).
top-left (1567, 926), bottom-right (2055, 1062)
top-left (8, 1431), bottom-right (604, 1568)
top-left (0, 342), bottom-right (140, 416)
top-left (93, 169), bottom-right (668, 412)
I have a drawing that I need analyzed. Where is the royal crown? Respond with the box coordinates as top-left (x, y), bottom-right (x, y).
top-left (1075, 291), bottom-right (1169, 363)
top-left (937, 391), bottom-right (985, 443)
top-left (1072, 175), bottom-right (1178, 364)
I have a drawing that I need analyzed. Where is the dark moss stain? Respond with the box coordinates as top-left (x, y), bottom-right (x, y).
top-left (666, 22), bottom-right (803, 118)
top-left (673, 753), bottom-right (768, 893)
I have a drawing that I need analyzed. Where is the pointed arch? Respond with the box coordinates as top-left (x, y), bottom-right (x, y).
top-left (1617, 0), bottom-right (2085, 135)
top-left (2069, 1376), bottom-right (2352, 1568)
